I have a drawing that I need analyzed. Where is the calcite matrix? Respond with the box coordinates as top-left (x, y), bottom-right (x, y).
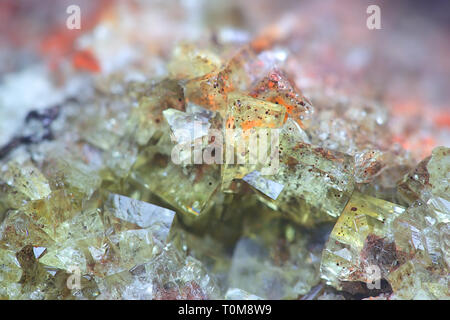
top-left (0, 41), bottom-right (448, 300)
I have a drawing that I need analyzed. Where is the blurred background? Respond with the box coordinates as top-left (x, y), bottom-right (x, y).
top-left (0, 0), bottom-right (449, 160)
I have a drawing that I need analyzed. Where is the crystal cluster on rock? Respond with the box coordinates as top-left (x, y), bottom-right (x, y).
top-left (0, 37), bottom-right (448, 300)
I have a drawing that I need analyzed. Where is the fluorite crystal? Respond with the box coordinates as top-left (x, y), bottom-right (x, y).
top-left (320, 190), bottom-right (449, 299)
top-left (95, 244), bottom-right (220, 300)
top-left (320, 192), bottom-right (406, 289)
top-left (221, 93), bottom-right (286, 191)
top-left (168, 44), bottom-right (222, 80)
top-left (0, 248), bottom-right (22, 299)
top-left (250, 68), bottom-right (313, 128)
top-left (0, 29), bottom-right (448, 300)
top-left (245, 119), bottom-right (356, 226)
top-left (1, 159), bottom-right (51, 201)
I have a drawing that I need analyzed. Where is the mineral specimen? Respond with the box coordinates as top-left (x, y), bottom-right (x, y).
top-left (320, 192), bottom-right (407, 289)
top-left (0, 4), bottom-right (448, 301)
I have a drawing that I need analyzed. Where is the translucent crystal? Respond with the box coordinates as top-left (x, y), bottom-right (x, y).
top-left (398, 156), bottom-right (432, 204)
top-left (222, 93), bottom-right (286, 191)
top-left (129, 79), bottom-right (186, 146)
top-left (184, 71), bottom-right (230, 113)
top-left (103, 193), bottom-right (175, 237)
top-left (255, 121), bottom-right (356, 224)
top-left (391, 204), bottom-right (447, 269)
top-left (183, 46), bottom-right (281, 115)
top-left (321, 190), bottom-right (449, 299)
top-left (427, 146), bottom-right (450, 200)
top-left (168, 43), bottom-right (221, 79)
top-left (0, 210), bottom-right (55, 251)
top-left (39, 193), bottom-right (176, 278)
top-left (320, 192), bottom-right (406, 289)
top-left (228, 212), bottom-right (322, 299)
top-left (387, 203), bottom-right (449, 299)
top-left (0, 159), bottom-right (51, 201)
top-left (397, 146), bottom-right (449, 209)
top-left (107, 228), bottom-right (164, 272)
top-left (242, 170), bottom-right (284, 200)
top-left (250, 68), bottom-right (313, 127)
top-left (354, 149), bottom-right (387, 184)
top-left (21, 190), bottom-right (81, 239)
top-left (225, 93), bottom-right (286, 131)
top-left (427, 196), bottom-right (450, 223)
top-left (38, 195), bottom-right (105, 272)
top-left (96, 244), bottom-right (220, 300)
top-left (14, 245), bottom-right (84, 299)
top-left (162, 105), bottom-right (215, 144)
top-left (0, 248), bottom-right (22, 299)
top-left (223, 46), bottom-right (283, 92)
top-left (387, 260), bottom-right (449, 299)
top-left (41, 153), bottom-right (102, 198)
top-left (132, 154), bottom-right (220, 216)
top-left (38, 243), bottom-right (89, 273)
top-left (225, 288), bottom-right (263, 300)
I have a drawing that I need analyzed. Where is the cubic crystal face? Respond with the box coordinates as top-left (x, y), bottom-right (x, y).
top-left (320, 190), bottom-right (449, 299)
top-left (320, 192), bottom-right (406, 288)
top-left (103, 193), bottom-right (175, 236)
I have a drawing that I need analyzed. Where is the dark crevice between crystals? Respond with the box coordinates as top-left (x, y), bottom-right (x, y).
top-left (0, 105), bottom-right (61, 160)
top-left (0, 137), bottom-right (22, 160)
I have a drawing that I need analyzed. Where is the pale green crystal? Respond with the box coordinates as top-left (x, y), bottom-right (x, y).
top-left (42, 153), bottom-right (102, 198)
top-left (225, 288), bottom-right (263, 300)
top-left (397, 146), bottom-right (449, 205)
top-left (251, 120), bottom-right (356, 225)
top-left (0, 30), bottom-right (447, 301)
top-left (132, 155), bottom-right (220, 216)
top-left (128, 79), bottom-right (186, 146)
top-left (228, 211), bottom-right (322, 299)
top-left (320, 192), bottom-right (406, 289)
top-left (427, 146), bottom-right (450, 200)
top-left (427, 197), bottom-right (450, 224)
top-left (1, 159), bottom-right (51, 201)
top-left (222, 93), bottom-right (286, 191)
top-left (22, 190), bottom-right (81, 239)
top-left (96, 244), bottom-right (220, 300)
top-left (320, 190), bottom-right (449, 299)
top-left (168, 43), bottom-right (221, 79)
top-left (0, 210), bottom-right (55, 251)
top-left (40, 193), bottom-right (176, 277)
top-left (0, 248), bottom-right (22, 299)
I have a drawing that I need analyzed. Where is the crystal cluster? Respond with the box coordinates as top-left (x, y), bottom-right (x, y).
top-left (321, 148), bottom-right (449, 299)
top-left (0, 38), bottom-right (448, 300)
